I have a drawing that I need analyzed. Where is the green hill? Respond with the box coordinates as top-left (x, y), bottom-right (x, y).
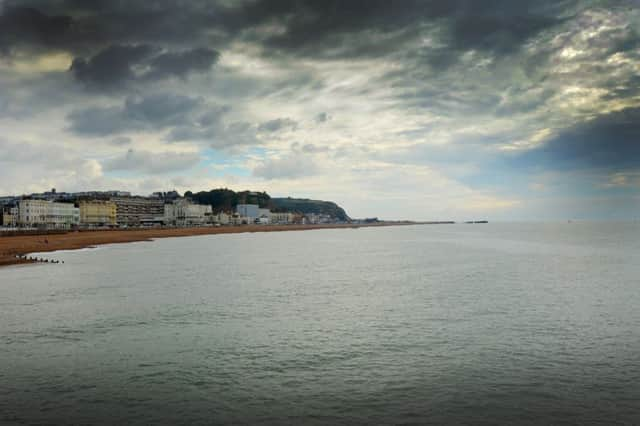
top-left (184, 189), bottom-right (271, 213)
top-left (271, 197), bottom-right (350, 221)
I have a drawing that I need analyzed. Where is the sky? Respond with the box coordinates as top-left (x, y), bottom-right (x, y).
top-left (0, 0), bottom-right (639, 220)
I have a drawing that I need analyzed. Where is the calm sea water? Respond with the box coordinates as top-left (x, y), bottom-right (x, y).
top-left (1, 223), bottom-right (639, 425)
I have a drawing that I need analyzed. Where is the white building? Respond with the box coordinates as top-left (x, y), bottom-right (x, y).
top-left (212, 212), bottom-right (230, 225)
top-left (164, 199), bottom-right (212, 226)
top-left (236, 204), bottom-right (260, 220)
top-left (258, 208), bottom-right (271, 217)
top-left (257, 208), bottom-right (271, 224)
top-left (18, 199), bottom-right (80, 229)
top-left (230, 213), bottom-right (249, 225)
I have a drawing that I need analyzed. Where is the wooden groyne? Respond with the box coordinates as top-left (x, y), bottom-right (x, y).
top-left (13, 254), bottom-right (64, 265)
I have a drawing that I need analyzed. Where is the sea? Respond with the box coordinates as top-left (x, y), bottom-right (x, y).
top-left (1, 223), bottom-right (639, 425)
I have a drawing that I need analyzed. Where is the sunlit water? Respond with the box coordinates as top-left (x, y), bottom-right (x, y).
top-left (1, 223), bottom-right (639, 425)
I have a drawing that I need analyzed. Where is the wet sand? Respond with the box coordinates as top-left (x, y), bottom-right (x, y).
top-left (0, 223), bottom-right (408, 268)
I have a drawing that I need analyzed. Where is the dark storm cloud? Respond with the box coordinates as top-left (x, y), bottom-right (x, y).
top-left (70, 45), bottom-right (219, 88)
top-left (70, 44), bottom-right (155, 88)
top-left (0, 1), bottom-right (230, 52)
top-left (2, 1), bottom-right (575, 60)
top-left (515, 107), bottom-right (640, 171)
top-left (148, 48), bottom-right (220, 79)
top-left (4, 1), bottom-right (640, 173)
top-left (447, 10), bottom-right (563, 54)
top-left (231, 0), bottom-right (575, 64)
top-left (0, 6), bottom-right (72, 54)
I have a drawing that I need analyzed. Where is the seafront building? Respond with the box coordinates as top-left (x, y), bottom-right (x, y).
top-left (0, 189), bottom-right (345, 229)
top-left (17, 199), bottom-right (80, 229)
top-left (270, 212), bottom-right (294, 224)
top-left (257, 208), bottom-right (271, 224)
top-left (258, 208), bottom-right (271, 218)
top-left (230, 213), bottom-right (248, 225)
top-left (1, 206), bottom-right (18, 227)
top-left (110, 196), bottom-right (165, 227)
top-left (164, 199), bottom-right (212, 226)
top-left (303, 213), bottom-right (333, 224)
top-left (212, 212), bottom-right (230, 225)
top-left (79, 200), bottom-right (117, 227)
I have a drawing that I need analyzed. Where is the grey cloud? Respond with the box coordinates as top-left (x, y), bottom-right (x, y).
top-left (67, 106), bottom-right (132, 136)
top-left (253, 152), bottom-right (319, 180)
top-left (0, 72), bottom-right (81, 118)
top-left (315, 112), bottom-right (330, 123)
top-left (400, 83), bottom-right (503, 115)
top-left (0, 139), bottom-right (63, 165)
top-left (258, 117), bottom-right (297, 132)
top-left (301, 143), bottom-right (329, 154)
top-left (252, 142), bottom-right (326, 179)
top-left (110, 136), bottom-right (132, 146)
top-left (67, 93), bottom-right (205, 136)
top-left (103, 149), bottom-right (201, 174)
top-left (125, 93), bottom-right (204, 125)
top-left (494, 86), bottom-right (556, 116)
top-left (198, 105), bottom-right (231, 126)
top-left (164, 108), bottom-right (259, 149)
top-left (291, 142), bottom-right (329, 154)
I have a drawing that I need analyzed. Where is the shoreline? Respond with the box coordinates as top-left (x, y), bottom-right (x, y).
top-left (0, 222), bottom-right (417, 268)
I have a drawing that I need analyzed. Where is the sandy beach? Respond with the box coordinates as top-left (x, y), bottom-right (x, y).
top-left (0, 223), bottom-right (409, 268)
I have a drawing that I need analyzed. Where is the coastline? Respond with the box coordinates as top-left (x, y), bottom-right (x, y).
top-left (0, 222), bottom-right (415, 268)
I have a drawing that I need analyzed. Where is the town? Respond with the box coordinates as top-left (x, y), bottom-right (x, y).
top-left (0, 188), bottom-right (351, 230)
